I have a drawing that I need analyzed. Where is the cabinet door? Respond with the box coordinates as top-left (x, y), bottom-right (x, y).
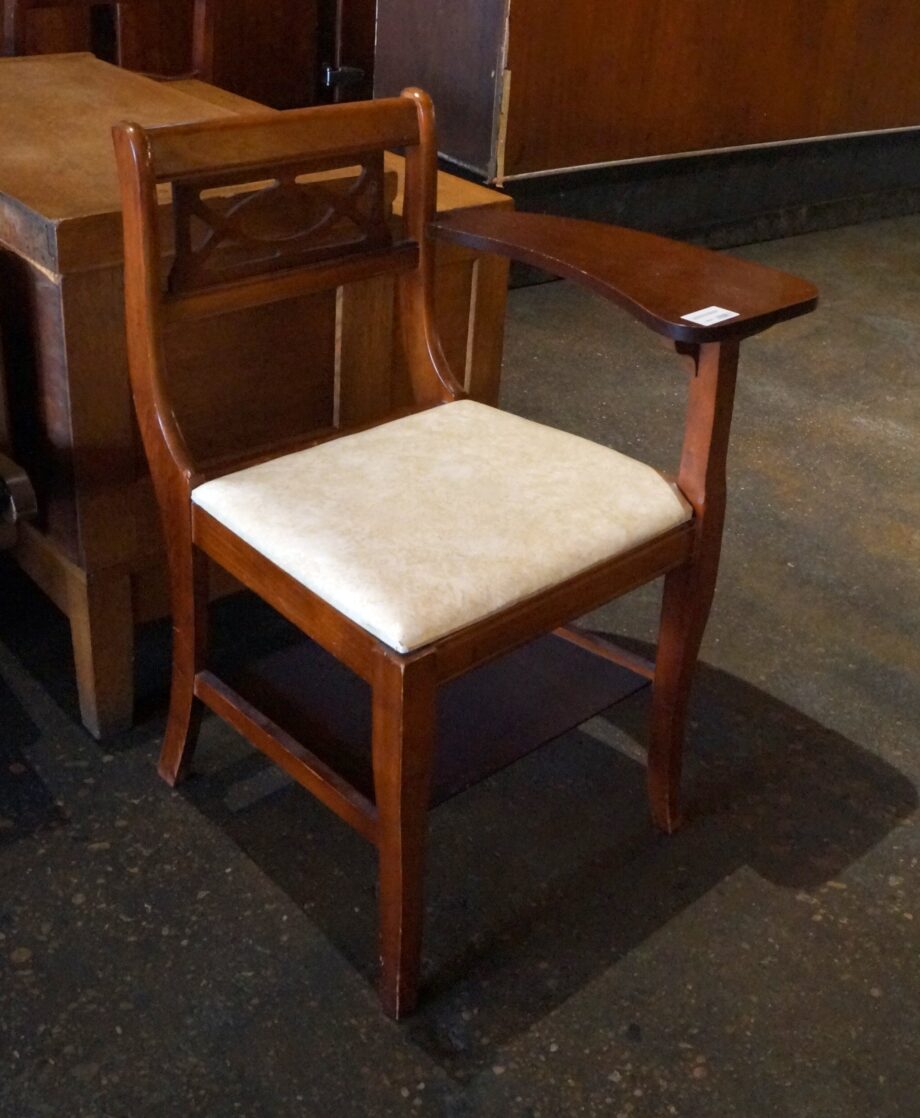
top-left (316, 0), bottom-right (375, 102)
top-left (374, 0), bottom-right (507, 177)
top-left (118, 0), bottom-right (320, 108)
top-left (12, 6), bottom-right (92, 52)
top-left (502, 0), bottom-right (920, 177)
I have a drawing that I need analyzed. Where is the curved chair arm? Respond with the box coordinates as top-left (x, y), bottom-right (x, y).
top-left (430, 209), bottom-right (818, 344)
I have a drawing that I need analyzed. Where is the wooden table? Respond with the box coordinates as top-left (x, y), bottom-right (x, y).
top-left (0, 53), bottom-right (510, 737)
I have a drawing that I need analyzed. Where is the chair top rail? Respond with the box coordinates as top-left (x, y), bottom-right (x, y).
top-left (142, 99), bottom-right (421, 185)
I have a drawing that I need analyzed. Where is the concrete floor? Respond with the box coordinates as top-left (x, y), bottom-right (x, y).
top-left (1, 214), bottom-right (918, 1117)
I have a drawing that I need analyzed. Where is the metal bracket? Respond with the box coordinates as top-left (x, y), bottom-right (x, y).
top-left (321, 64), bottom-right (366, 92)
top-left (0, 451), bottom-right (37, 551)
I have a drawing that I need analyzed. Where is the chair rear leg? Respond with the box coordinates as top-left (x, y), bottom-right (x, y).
top-left (372, 654), bottom-right (437, 1019)
top-left (158, 545), bottom-right (209, 787)
top-left (647, 552), bottom-right (719, 834)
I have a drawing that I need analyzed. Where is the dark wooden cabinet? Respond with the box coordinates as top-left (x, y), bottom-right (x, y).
top-left (10, 0), bottom-right (322, 107)
top-left (133, 0), bottom-right (320, 108)
top-left (375, 0), bottom-right (920, 184)
top-left (316, 0), bottom-right (375, 102)
top-left (375, 0), bottom-right (505, 175)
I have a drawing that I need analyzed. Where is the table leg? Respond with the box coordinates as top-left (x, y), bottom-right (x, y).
top-left (67, 566), bottom-right (135, 739)
top-left (53, 265), bottom-right (137, 739)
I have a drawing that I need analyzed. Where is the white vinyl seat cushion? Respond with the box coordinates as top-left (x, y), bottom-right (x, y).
top-left (192, 400), bottom-right (692, 653)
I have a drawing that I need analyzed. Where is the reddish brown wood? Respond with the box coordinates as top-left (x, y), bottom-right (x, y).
top-left (554, 625), bottom-right (656, 682)
top-left (432, 209), bottom-right (819, 344)
top-left (191, 504), bottom-right (387, 683)
top-left (1, 2), bottom-right (86, 54)
top-left (195, 668), bottom-right (380, 843)
top-left (647, 341), bottom-right (739, 833)
top-left (163, 247), bottom-right (418, 328)
top-left (193, 0), bottom-right (318, 108)
top-left (114, 0), bottom-right (191, 77)
top-left (114, 90), bottom-right (818, 1016)
top-left (66, 565), bottom-right (135, 736)
top-left (168, 158), bottom-right (392, 293)
top-left (3, 0), bottom-right (216, 79)
top-left (398, 87), bottom-right (464, 404)
top-left (503, 0), bottom-right (920, 176)
top-left (433, 525), bottom-right (694, 686)
top-left (372, 651), bottom-right (437, 1017)
top-left (376, 0), bottom-right (920, 179)
top-left (3, 0), bottom-right (319, 108)
top-left (0, 56), bottom-right (508, 735)
top-left (374, 0), bottom-right (506, 172)
top-left (156, 543), bottom-right (208, 785)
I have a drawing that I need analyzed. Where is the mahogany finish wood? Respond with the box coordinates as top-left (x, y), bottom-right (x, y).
top-left (7, 0), bottom-right (321, 109)
top-left (195, 668), bottom-right (380, 843)
top-left (503, 0), bottom-right (920, 176)
top-left (114, 90), bottom-right (817, 1015)
top-left (554, 625), bottom-right (656, 683)
top-left (374, 0), bottom-right (506, 174)
top-left (432, 210), bottom-right (818, 344)
top-left (0, 54), bottom-right (510, 736)
top-left (375, 0), bottom-right (920, 181)
top-left (3, 0), bottom-right (216, 80)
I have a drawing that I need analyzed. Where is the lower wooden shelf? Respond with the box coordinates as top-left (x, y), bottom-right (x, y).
top-left (223, 631), bottom-right (649, 809)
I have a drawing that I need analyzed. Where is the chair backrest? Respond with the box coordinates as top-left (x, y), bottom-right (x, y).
top-left (113, 89), bottom-right (459, 500)
top-left (4, 0), bottom-right (215, 81)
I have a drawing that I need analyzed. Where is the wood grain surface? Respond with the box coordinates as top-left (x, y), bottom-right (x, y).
top-left (374, 0), bottom-right (506, 172)
top-left (504, 0), bottom-right (920, 175)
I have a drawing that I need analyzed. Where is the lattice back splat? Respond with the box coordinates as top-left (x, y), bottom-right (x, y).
top-left (168, 151), bottom-right (392, 293)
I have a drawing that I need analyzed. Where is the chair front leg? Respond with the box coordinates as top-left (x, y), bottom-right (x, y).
top-left (648, 544), bottom-right (721, 833)
top-left (158, 540), bottom-right (209, 786)
top-left (371, 652), bottom-right (437, 1019)
top-left (648, 340), bottom-right (739, 833)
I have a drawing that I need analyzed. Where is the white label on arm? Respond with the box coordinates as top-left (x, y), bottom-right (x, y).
top-left (681, 306), bottom-right (740, 326)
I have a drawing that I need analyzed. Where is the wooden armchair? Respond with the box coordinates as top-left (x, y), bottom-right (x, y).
top-left (3, 0), bottom-right (215, 81)
top-left (113, 91), bottom-right (817, 1017)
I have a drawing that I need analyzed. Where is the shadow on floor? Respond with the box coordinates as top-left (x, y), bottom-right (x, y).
top-left (0, 557), bottom-right (302, 747)
top-left (176, 636), bottom-right (917, 1079)
top-left (0, 671), bottom-right (66, 847)
top-left (1, 560), bottom-right (915, 1076)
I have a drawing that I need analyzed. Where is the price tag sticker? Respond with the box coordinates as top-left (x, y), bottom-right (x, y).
top-left (681, 306), bottom-right (740, 326)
